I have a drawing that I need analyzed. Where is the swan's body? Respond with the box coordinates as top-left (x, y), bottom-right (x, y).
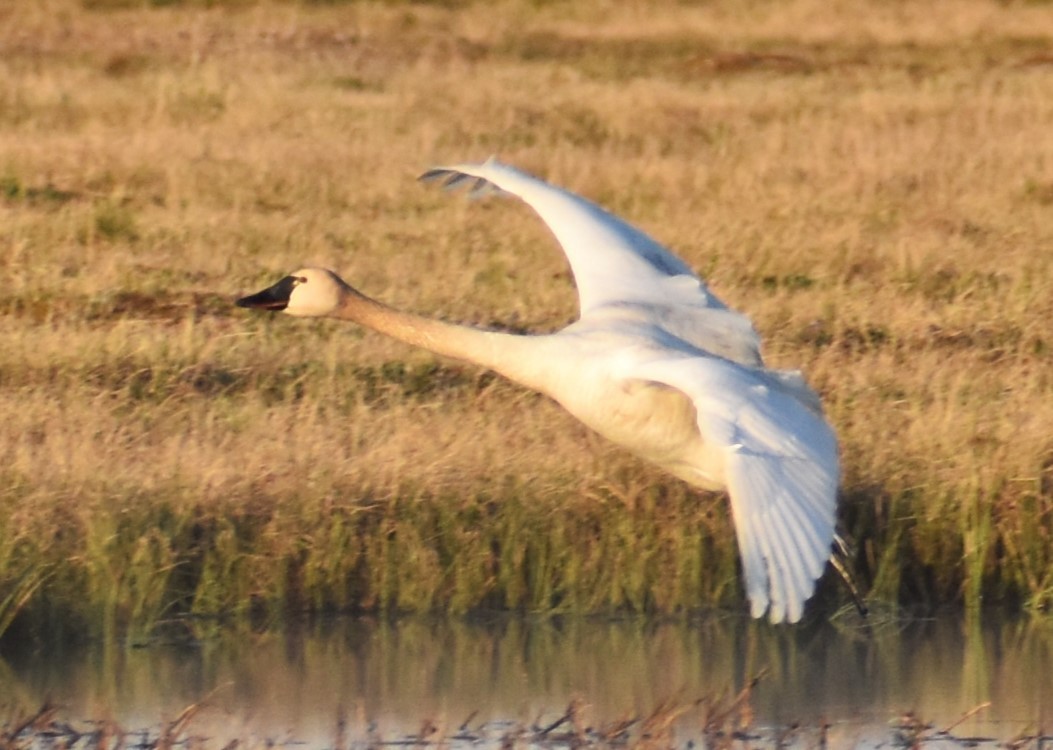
top-left (237, 159), bottom-right (840, 624)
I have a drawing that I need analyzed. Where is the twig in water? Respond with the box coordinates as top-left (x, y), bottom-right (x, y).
top-left (457, 711), bottom-right (478, 733)
top-left (2, 702), bottom-right (60, 747)
top-left (157, 701), bottom-right (203, 750)
top-left (940, 701), bottom-right (991, 735)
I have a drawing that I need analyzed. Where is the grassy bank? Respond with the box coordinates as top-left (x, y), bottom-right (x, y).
top-left (2, 0), bottom-right (1053, 638)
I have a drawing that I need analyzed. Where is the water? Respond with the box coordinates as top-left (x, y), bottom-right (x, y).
top-left (2, 614), bottom-right (1052, 748)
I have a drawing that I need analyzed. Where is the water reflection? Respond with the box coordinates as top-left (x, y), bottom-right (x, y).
top-left (1, 614), bottom-right (1052, 746)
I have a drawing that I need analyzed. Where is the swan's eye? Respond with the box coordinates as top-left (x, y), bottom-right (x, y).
top-left (294, 276), bottom-right (308, 285)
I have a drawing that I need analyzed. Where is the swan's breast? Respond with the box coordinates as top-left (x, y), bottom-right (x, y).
top-left (554, 373), bottom-right (725, 492)
top-left (503, 324), bottom-right (728, 492)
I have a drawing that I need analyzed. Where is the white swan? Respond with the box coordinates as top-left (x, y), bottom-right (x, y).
top-left (237, 158), bottom-right (841, 624)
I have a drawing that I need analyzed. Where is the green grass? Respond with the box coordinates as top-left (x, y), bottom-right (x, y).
top-left (2, 0), bottom-right (1053, 640)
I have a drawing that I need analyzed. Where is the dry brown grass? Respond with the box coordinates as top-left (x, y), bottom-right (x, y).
top-left (2, 0), bottom-right (1053, 636)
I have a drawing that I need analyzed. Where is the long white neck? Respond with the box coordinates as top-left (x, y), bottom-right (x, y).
top-left (329, 284), bottom-right (557, 394)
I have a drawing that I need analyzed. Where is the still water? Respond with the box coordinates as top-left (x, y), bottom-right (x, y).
top-left (2, 614), bottom-right (1052, 748)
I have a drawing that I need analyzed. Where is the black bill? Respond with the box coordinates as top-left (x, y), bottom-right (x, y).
top-left (236, 276), bottom-right (298, 311)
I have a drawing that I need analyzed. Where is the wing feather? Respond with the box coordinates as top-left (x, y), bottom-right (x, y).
top-left (628, 356), bottom-right (839, 623)
top-left (420, 158), bottom-right (727, 316)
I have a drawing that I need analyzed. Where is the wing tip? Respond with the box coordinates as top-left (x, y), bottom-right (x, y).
top-left (749, 594), bottom-right (769, 620)
top-left (418, 157), bottom-right (509, 198)
top-left (418, 155), bottom-right (501, 181)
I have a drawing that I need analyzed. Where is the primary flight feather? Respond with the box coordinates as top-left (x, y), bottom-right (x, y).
top-left (237, 158), bottom-right (841, 623)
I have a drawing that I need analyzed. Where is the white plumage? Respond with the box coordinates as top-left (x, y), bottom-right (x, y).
top-left (238, 159), bottom-right (841, 623)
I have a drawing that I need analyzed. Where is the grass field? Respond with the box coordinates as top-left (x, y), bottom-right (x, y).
top-left (2, 0), bottom-right (1053, 639)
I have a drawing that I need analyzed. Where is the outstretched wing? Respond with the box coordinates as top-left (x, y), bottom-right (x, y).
top-left (420, 158), bottom-right (729, 318)
top-left (627, 356), bottom-right (840, 624)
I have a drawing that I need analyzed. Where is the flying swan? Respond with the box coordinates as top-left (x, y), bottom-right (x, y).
top-left (237, 158), bottom-right (841, 624)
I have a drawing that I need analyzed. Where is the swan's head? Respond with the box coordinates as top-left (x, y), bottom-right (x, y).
top-left (236, 267), bottom-right (347, 317)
